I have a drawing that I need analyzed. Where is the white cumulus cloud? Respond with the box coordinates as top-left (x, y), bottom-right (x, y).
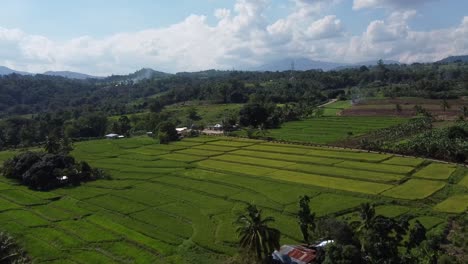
top-left (0, 0), bottom-right (467, 74)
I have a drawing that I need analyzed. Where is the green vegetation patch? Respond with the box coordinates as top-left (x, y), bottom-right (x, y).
top-left (375, 205), bottom-right (410, 218)
top-left (131, 208), bottom-right (193, 238)
top-left (87, 213), bottom-right (175, 254)
top-left (265, 116), bottom-right (408, 144)
top-left (193, 144), bottom-right (239, 152)
top-left (100, 242), bottom-right (161, 263)
top-left (0, 196), bottom-right (21, 211)
top-left (155, 175), bottom-right (241, 197)
top-left (197, 159), bottom-right (277, 176)
top-left (336, 160), bottom-right (414, 174)
top-left (268, 170), bottom-right (392, 194)
top-left (413, 163), bottom-right (457, 180)
top-left (159, 153), bottom-right (206, 162)
top-left (176, 148), bottom-right (224, 157)
top-left (382, 156), bottom-right (425, 167)
top-left (2, 209), bottom-right (49, 227)
top-left (286, 163), bottom-right (404, 183)
top-left (284, 193), bottom-right (370, 216)
top-left (459, 173), bottom-right (468, 188)
top-left (434, 195), bottom-right (468, 213)
top-left (244, 144), bottom-right (310, 155)
top-left (305, 148), bottom-right (391, 162)
top-left (207, 140), bottom-right (255, 148)
top-left (230, 149), bottom-right (338, 165)
top-left (0, 189), bottom-right (47, 206)
top-left (32, 227), bottom-right (84, 249)
top-left (212, 154), bottom-right (297, 169)
top-left (409, 216), bottom-right (444, 230)
top-left (84, 194), bottom-right (147, 214)
top-left (57, 220), bottom-right (119, 242)
top-left (382, 179), bottom-right (446, 200)
top-left (69, 250), bottom-right (117, 264)
top-left (32, 205), bottom-right (76, 221)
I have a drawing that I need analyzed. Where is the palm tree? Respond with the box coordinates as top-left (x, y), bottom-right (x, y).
top-left (0, 232), bottom-right (29, 263)
top-left (461, 106), bottom-right (468, 119)
top-left (359, 203), bottom-right (375, 231)
top-left (235, 203), bottom-right (281, 262)
top-left (441, 99), bottom-right (450, 112)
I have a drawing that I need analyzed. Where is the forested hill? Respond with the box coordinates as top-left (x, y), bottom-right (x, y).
top-left (438, 55), bottom-right (468, 63)
top-left (0, 61), bottom-right (467, 118)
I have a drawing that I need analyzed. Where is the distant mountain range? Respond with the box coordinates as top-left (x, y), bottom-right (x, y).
top-left (249, 58), bottom-right (401, 72)
top-left (0, 66), bottom-right (32, 76)
top-left (437, 55), bottom-right (468, 63)
top-left (106, 68), bottom-right (172, 82)
top-left (0, 55), bottom-right (466, 79)
top-left (43, 71), bottom-right (103, 80)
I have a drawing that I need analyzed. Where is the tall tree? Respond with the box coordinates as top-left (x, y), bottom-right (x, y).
top-left (235, 203), bottom-right (280, 262)
top-left (297, 195), bottom-right (316, 244)
top-left (441, 99), bottom-right (450, 112)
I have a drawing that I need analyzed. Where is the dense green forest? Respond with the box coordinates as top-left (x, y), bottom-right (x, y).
top-left (0, 61), bottom-right (467, 151)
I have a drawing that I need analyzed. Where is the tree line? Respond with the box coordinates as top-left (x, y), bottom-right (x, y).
top-left (230, 198), bottom-right (462, 264)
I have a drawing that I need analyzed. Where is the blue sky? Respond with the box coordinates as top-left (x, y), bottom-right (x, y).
top-left (0, 0), bottom-right (467, 74)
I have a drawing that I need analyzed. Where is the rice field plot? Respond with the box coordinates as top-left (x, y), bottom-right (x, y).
top-left (341, 97), bottom-right (467, 119)
top-left (246, 143), bottom-right (388, 162)
top-left (197, 159), bottom-right (277, 176)
top-left (284, 193), bottom-right (370, 216)
top-left (265, 116), bottom-right (408, 144)
top-left (459, 173), bottom-right (468, 188)
top-left (374, 205), bottom-right (410, 218)
top-left (1, 209), bottom-right (49, 227)
top-left (90, 211), bottom-right (182, 246)
top-left (57, 220), bottom-right (120, 243)
top-left (157, 202), bottom-right (236, 254)
top-left (84, 194), bottom-right (148, 214)
top-left (267, 170), bottom-right (392, 195)
top-left (321, 100), bottom-right (352, 116)
top-left (0, 190), bottom-right (48, 206)
top-left (176, 148), bottom-right (224, 157)
top-left (32, 205), bottom-right (77, 222)
top-left (136, 182), bottom-right (234, 215)
top-left (409, 216), bottom-right (444, 230)
top-left (413, 163), bottom-right (457, 180)
top-left (154, 175), bottom-right (242, 198)
top-left (99, 241), bottom-right (161, 263)
top-left (112, 188), bottom-right (175, 207)
top-left (0, 197), bottom-right (21, 211)
top-left (131, 208), bottom-right (193, 238)
top-left (212, 154), bottom-right (297, 169)
top-left (179, 169), bottom-right (319, 206)
top-left (207, 140), bottom-right (256, 148)
top-left (434, 195), bottom-right (468, 213)
top-left (230, 149), bottom-right (339, 165)
top-left (335, 160), bottom-right (414, 174)
top-left (285, 163), bottom-right (404, 183)
top-left (382, 156), bottom-right (425, 166)
top-left (382, 179), bottom-right (446, 200)
top-left (159, 153), bottom-right (206, 162)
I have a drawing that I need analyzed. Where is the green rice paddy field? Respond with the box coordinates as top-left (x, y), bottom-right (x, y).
top-left (264, 116), bottom-right (409, 144)
top-left (0, 136), bottom-right (466, 263)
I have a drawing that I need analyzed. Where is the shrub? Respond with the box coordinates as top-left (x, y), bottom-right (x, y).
top-left (2, 152), bottom-right (107, 190)
top-left (0, 231), bottom-right (30, 263)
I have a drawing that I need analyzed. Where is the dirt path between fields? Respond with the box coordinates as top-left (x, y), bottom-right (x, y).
top-left (318, 99), bottom-right (338, 108)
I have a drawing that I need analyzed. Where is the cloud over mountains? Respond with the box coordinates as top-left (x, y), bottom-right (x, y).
top-left (0, 0), bottom-right (467, 75)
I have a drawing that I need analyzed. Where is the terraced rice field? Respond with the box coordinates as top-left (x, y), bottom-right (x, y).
top-left (341, 97), bottom-right (467, 119)
top-left (264, 116), bottom-right (408, 144)
top-left (0, 136), bottom-right (465, 263)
